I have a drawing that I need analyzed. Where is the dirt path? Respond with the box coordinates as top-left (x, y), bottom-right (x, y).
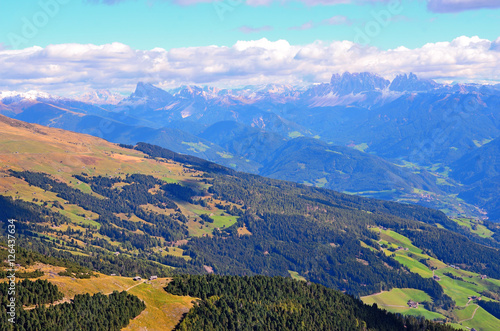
top-left (458, 304), bottom-right (480, 323)
top-left (24, 298), bottom-right (72, 311)
top-left (108, 280), bottom-right (145, 295)
top-left (362, 290), bottom-right (386, 298)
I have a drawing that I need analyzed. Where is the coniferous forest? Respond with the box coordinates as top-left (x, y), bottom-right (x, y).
top-left (166, 275), bottom-right (456, 331)
top-left (3, 142), bottom-right (500, 330)
top-left (0, 280), bottom-right (145, 331)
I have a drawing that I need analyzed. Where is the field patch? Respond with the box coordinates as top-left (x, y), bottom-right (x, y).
top-left (460, 306), bottom-right (500, 330)
top-left (362, 288), bottom-right (432, 307)
top-left (453, 218), bottom-right (493, 238)
top-left (361, 288), bottom-right (444, 321)
top-left (288, 270), bottom-right (306, 282)
top-left (125, 278), bottom-right (194, 331)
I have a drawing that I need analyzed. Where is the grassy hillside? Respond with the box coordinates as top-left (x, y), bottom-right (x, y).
top-left (361, 227), bottom-right (500, 330)
top-left (10, 104), bottom-right (260, 173)
top-left (0, 261), bottom-right (193, 330)
top-left (2, 115), bottom-right (500, 329)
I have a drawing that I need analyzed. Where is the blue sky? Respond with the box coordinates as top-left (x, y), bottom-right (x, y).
top-left (1, 0), bottom-right (499, 50)
top-left (0, 0), bottom-right (499, 94)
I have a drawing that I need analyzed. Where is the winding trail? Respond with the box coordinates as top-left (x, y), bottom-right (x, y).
top-left (24, 298), bottom-right (71, 310)
top-left (362, 290), bottom-right (386, 298)
top-left (109, 279), bottom-right (145, 295)
top-left (458, 305), bottom-right (480, 323)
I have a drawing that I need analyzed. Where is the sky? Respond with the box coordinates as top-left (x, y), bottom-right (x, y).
top-left (0, 0), bottom-right (499, 95)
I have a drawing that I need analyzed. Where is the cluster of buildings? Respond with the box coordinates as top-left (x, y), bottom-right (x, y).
top-left (407, 300), bottom-right (419, 309)
top-left (133, 275), bottom-right (157, 281)
top-left (468, 295), bottom-right (481, 301)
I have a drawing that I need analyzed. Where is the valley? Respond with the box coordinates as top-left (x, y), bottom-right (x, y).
top-left (2, 73), bottom-right (498, 224)
top-left (1, 114), bottom-right (500, 329)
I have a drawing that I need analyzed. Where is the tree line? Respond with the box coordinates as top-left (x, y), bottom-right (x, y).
top-left (166, 275), bottom-right (456, 331)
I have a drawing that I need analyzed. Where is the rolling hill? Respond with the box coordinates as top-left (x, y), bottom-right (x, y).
top-left (259, 137), bottom-right (441, 195)
top-left (451, 137), bottom-right (500, 221)
top-left (2, 115), bottom-right (500, 329)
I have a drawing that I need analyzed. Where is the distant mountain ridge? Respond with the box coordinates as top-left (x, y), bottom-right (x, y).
top-left (73, 89), bottom-right (124, 105)
top-left (329, 72), bottom-right (390, 95)
top-left (1, 71), bottom-right (499, 220)
top-left (389, 73), bottom-right (440, 92)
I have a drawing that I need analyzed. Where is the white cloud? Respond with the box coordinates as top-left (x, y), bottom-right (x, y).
top-left (491, 37), bottom-right (500, 52)
top-left (427, 0), bottom-right (500, 13)
top-left (0, 36), bottom-right (499, 95)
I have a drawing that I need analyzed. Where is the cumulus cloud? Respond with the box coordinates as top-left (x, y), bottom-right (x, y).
top-left (0, 36), bottom-right (499, 95)
top-left (238, 25), bottom-right (274, 33)
top-left (491, 37), bottom-right (500, 52)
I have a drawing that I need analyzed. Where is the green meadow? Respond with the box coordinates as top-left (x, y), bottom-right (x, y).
top-left (364, 227), bottom-right (500, 329)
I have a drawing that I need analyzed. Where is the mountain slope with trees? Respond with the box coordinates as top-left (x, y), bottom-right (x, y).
top-left (166, 275), bottom-right (455, 331)
top-left (1, 116), bottom-right (500, 329)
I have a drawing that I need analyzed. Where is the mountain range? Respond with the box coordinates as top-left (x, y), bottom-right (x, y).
top-left (1, 72), bottom-right (499, 221)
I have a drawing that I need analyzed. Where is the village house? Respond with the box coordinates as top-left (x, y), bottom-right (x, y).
top-left (407, 300), bottom-right (419, 308)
